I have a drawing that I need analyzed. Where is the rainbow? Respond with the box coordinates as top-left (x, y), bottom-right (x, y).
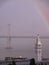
top-left (33, 1), bottom-right (49, 29)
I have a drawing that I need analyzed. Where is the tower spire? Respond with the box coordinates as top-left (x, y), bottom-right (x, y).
top-left (35, 34), bottom-right (42, 62)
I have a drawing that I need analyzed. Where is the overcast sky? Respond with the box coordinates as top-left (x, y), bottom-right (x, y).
top-left (0, 0), bottom-right (49, 59)
top-left (0, 0), bottom-right (49, 36)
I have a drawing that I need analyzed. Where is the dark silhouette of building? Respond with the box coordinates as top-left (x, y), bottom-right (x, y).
top-left (12, 61), bottom-right (16, 65)
top-left (30, 58), bottom-right (36, 65)
top-left (8, 63), bottom-right (12, 65)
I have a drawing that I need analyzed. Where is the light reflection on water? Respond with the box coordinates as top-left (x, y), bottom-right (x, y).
top-left (0, 38), bottom-right (49, 60)
top-left (0, 48), bottom-right (34, 60)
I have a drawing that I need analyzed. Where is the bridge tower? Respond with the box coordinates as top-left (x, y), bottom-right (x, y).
top-left (6, 24), bottom-right (12, 49)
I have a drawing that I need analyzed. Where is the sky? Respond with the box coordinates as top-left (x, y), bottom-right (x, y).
top-left (0, 0), bottom-right (49, 59)
top-left (0, 0), bottom-right (49, 36)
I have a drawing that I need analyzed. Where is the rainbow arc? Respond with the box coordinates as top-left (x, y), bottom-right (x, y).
top-left (33, 1), bottom-right (49, 29)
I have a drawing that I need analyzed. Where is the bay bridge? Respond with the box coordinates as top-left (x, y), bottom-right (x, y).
top-left (0, 35), bottom-right (49, 39)
top-left (0, 24), bottom-right (49, 48)
top-left (0, 35), bottom-right (49, 49)
top-left (0, 24), bottom-right (49, 50)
